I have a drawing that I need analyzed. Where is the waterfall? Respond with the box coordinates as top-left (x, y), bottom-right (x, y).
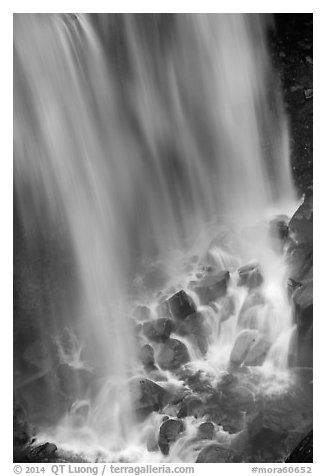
top-left (14, 13), bottom-right (297, 461)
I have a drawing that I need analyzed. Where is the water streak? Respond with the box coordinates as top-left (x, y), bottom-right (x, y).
top-left (14, 13), bottom-right (296, 460)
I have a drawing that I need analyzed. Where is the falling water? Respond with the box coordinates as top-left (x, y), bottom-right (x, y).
top-left (14, 13), bottom-right (297, 461)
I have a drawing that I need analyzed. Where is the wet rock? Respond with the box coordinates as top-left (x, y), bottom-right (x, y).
top-left (177, 368), bottom-right (213, 393)
top-left (217, 374), bottom-right (255, 412)
top-left (177, 395), bottom-right (205, 418)
top-left (289, 195), bottom-right (313, 245)
top-left (157, 290), bottom-right (197, 321)
top-left (129, 377), bottom-right (170, 418)
top-left (292, 281), bottom-right (313, 367)
top-left (27, 443), bottom-right (57, 462)
top-left (156, 300), bottom-right (171, 319)
top-left (177, 312), bottom-right (210, 337)
top-left (193, 271), bottom-right (230, 305)
top-left (196, 444), bottom-right (239, 463)
top-left (230, 329), bottom-right (259, 366)
top-left (238, 262), bottom-right (263, 289)
top-left (286, 243), bottom-right (313, 283)
top-left (158, 418), bottom-right (184, 455)
top-left (243, 335), bottom-right (270, 366)
top-left (293, 282), bottom-right (313, 330)
top-left (248, 411), bottom-right (288, 449)
top-left (142, 318), bottom-right (175, 343)
top-left (139, 344), bottom-right (155, 368)
top-left (198, 421), bottom-right (215, 440)
top-left (287, 278), bottom-right (302, 298)
top-left (157, 338), bottom-right (190, 371)
top-left (285, 430), bottom-right (313, 463)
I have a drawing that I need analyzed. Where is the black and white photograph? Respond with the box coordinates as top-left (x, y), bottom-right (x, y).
top-left (13, 11), bottom-right (313, 465)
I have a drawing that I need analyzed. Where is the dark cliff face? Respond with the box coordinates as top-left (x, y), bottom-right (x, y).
top-left (272, 13), bottom-right (313, 196)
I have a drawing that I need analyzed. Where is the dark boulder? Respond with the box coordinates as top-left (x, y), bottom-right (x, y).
top-left (193, 271), bottom-right (230, 305)
top-left (285, 430), bottom-right (313, 463)
top-left (142, 318), bottom-right (175, 343)
top-left (27, 443), bottom-right (57, 462)
top-left (287, 278), bottom-right (303, 298)
top-left (289, 195), bottom-right (313, 245)
top-left (196, 444), bottom-right (240, 462)
top-left (286, 243), bottom-right (313, 283)
top-left (158, 418), bottom-right (184, 455)
top-left (129, 377), bottom-right (170, 419)
top-left (176, 312), bottom-right (211, 355)
top-left (293, 282), bottom-right (313, 330)
top-left (177, 368), bottom-right (213, 393)
top-left (157, 338), bottom-right (190, 371)
top-left (177, 395), bottom-right (205, 418)
top-left (197, 421), bottom-right (215, 440)
top-left (139, 344), bottom-right (155, 368)
top-left (157, 290), bottom-right (197, 321)
top-left (238, 262), bottom-right (263, 289)
top-left (177, 312), bottom-right (211, 337)
top-left (293, 281), bottom-right (313, 367)
top-left (168, 290), bottom-right (197, 320)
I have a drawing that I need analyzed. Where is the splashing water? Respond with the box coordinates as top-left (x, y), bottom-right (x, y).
top-left (14, 13), bottom-right (298, 461)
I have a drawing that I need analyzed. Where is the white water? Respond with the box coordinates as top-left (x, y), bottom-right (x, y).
top-left (14, 13), bottom-right (297, 461)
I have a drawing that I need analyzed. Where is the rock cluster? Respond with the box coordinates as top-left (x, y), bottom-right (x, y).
top-left (287, 194), bottom-right (313, 367)
top-left (15, 196), bottom-right (313, 463)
